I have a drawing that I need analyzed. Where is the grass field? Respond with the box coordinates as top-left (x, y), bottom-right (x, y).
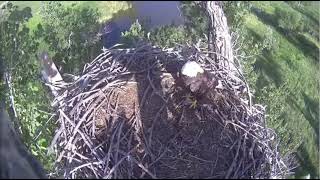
top-left (243, 1), bottom-right (319, 178)
top-left (8, 1), bottom-right (133, 30)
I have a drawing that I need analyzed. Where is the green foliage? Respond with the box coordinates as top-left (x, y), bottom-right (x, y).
top-left (275, 6), bottom-right (303, 32)
top-left (120, 20), bottom-right (191, 49)
top-left (0, 2), bottom-right (55, 171)
top-left (222, 1), bottom-right (319, 178)
top-left (256, 83), bottom-right (303, 156)
top-left (120, 19), bottom-right (146, 47)
top-left (149, 25), bottom-right (191, 48)
top-left (222, 2), bottom-right (262, 87)
top-left (14, 80), bottom-right (55, 171)
top-left (180, 1), bottom-right (208, 41)
top-left (286, 1), bottom-right (319, 41)
top-left (223, 1), bottom-right (252, 30)
top-left (37, 1), bottom-right (102, 74)
top-left (262, 27), bottom-right (280, 52)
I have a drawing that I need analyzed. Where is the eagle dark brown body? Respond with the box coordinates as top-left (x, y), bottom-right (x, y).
top-left (174, 61), bottom-right (220, 107)
top-left (182, 71), bottom-right (218, 97)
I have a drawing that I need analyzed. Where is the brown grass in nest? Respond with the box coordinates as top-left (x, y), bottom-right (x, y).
top-left (50, 44), bottom-right (292, 179)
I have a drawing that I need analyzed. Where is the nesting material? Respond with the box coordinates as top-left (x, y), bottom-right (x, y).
top-left (50, 43), bottom-right (289, 179)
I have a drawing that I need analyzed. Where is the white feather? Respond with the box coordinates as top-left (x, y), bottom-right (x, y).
top-left (181, 61), bottom-right (204, 77)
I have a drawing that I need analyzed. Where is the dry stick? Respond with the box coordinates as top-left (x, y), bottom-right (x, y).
top-left (187, 153), bottom-right (215, 164)
top-left (69, 161), bottom-right (103, 174)
top-left (148, 104), bottom-right (166, 148)
top-left (203, 51), bottom-right (247, 91)
top-left (226, 121), bottom-right (260, 141)
top-left (104, 119), bottom-right (118, 175)
top-left (89, 164), bottom-right (99, 179)
top-left (114, 119), bottom-right (125, 178)
top-left (65, 108), bottom-right (94, 151)
top-left (225, 139), bottom-right (242, 179)
top-left (104, 147), bottom-right (137, 179)
top-left (73, 151), bottom-right (90, 160)
top-left (133, 102), bottom-right (154, 161)
top-left (104, 90), bottom-right (116, 123)
top-left (59, 110), bottom-right (96, 161)
top-left (232, 157), bottom-right (244, 178)
top-left (139, 84), bottom-right (151, 109)
top-left (62, 153), bottom-right (82, 164)
top-left (85, 51), bottom-right (111, 72)
top-left (67, 89), bottom-right (100, 104)
top-left (148, 147), bottom-right (169, 168)
top-left (92, 108), bottom-right (96, 137)
top-left (213, 148), bottom-right (219, 170)
top-left (49, 126), bottom-right (63, 155)
top-left (226, 139), bottom-right (240, 154)
top-left (61, 114), bottom-right (68, 140)
top-left (240, 162), bottom-right (254, 178)
top-left (69, 93), bottom-right (97, 116)
top-left (127, 131), bottom-right (134, 179)
top-left (147, 69), bottom-right (167, 103)
top-left (125, 154), bottom-right (157, 179)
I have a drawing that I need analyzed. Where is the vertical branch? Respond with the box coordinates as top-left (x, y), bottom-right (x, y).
top-left (0, 1), bottom-right (9, 9)
top-left (205, 1), bottom-right (215, 60)
top-left (5, 71), bottom-right (17, 119)
top-left (4, 70), bottom-right (22, 135)
top-left (205, 1), bottom-right (237, 74)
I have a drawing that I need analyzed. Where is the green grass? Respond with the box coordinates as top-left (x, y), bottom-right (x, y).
top-left (11, 1), bottom-right (133, 30)
top-left (245, 1), bottom-right (319, 178)
top-left (303, 33), bottom-right (320, 49)
top-left (71, 1), bottom-right (135, 22)
top-left (11, 1), bottom-right (134, 53)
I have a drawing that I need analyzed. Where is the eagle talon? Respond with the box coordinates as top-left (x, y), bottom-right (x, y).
top-left (189, 99), bottom-right (197, 109)
top-left (183, 94), bottom-right (198, 109)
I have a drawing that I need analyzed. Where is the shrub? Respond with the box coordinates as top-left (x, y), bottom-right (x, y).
top-left (120, 19), bottom-right (146, 47)
top-left (149, 25), bottom-right (191, 48)
top-left (37, 1), bottom-right (102, 74)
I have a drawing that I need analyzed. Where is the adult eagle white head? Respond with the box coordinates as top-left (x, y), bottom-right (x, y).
top-left (181, 61), bottom-right (204, 78)
top-left (181, 61), bottom-right (221, 96)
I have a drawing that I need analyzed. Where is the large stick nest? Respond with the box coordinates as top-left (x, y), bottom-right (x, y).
top-left (50, 43), bottom-right (289, 179)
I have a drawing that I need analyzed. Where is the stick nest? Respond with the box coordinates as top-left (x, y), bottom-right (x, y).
top-left (50, 43), bottom-right (290, 179)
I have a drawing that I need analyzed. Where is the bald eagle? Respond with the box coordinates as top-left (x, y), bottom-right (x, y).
top-left (179, 61), bottom-right (222, 108)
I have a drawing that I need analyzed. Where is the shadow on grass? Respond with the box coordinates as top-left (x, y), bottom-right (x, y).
top-left (286, 92), bottom-right (319, 178)
top-left (295, 144), bottom-right (319, 178)
top-left (251, 7), bottom-right (319, 64)
top-left (253, 49), bottom-right (284, 89)
top-left (302, 92), bottom-right (319, 147)
top-left (286, 92), bottom-right (319, 149)
top-left (285, 2), bottom-right (319, 28)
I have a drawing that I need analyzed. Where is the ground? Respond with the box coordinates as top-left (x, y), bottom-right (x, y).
top-left (243, 1), bottom-right (319, 177)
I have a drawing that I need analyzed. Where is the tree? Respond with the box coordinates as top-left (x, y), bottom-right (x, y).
top-left (149, 25), bottom-right (191, 48)
top-left (120, 19), bottom-right (146, 47)
top-left (37, 1), bottom-right (102, 74)
top-left (0, 2), bottom-right (55, 171)
top-left (180, 1), bottom-right (209, 41)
